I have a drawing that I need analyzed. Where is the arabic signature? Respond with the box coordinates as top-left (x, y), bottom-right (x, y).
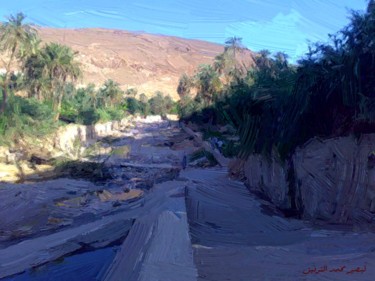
top-left (303, 264), bottom-right (366, 275)
top-left (346, 265), bottom-right (367, 274)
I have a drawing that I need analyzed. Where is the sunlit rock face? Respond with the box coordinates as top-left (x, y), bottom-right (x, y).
top-left (243, 134), bottom-right (375, 225)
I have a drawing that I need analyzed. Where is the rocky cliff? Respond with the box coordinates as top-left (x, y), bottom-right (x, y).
top-left (243, 134), bottom-right (375, 228)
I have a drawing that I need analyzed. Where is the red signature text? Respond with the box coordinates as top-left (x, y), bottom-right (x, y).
top-left (303, 264), bottom-right (366, 275)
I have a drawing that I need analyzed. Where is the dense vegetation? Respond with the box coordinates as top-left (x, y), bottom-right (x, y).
top-left (178, 1), bottom-right (375, 161)
top-left (0, 13), bottom-right (177, 145)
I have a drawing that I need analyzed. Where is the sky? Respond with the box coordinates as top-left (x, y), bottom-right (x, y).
top-left (0, 0), bottom-right (369, 62)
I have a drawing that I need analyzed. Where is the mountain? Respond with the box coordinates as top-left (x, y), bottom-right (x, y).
top-left (36, 27), bottom-right (255, 99)
top-left (0, 27), bottom-right (255, 99)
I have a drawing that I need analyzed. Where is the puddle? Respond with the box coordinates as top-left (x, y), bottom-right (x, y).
top-left (3, 246), bottom-right (119, 281)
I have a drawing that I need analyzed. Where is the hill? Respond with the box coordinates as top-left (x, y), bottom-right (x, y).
top-left (36, 27), bottom-right (255, 99)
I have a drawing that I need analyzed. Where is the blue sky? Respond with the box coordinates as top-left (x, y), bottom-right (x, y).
top-left (0, 0), bottom-right (369, 62)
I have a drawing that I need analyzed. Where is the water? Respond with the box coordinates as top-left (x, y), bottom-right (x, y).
top-left (3, 246), bottom-right (119, 281)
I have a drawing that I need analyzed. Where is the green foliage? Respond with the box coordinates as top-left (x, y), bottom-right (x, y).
top-left (96, 107), bottom-right (124, 123)
top-left (105, 106), bottom-right (125, 121)
top-left (98, 79), bottom-right (124, 107)
top-left (148, 92), bottom-right (177, 117)
top-left (177, 96), bottom-right (196, 119)
top-left (221, 140), bottom-right (240, 158)
top-left (182, 2), bottom-right (375, 162)
top-left (125, 88), bottom-right (137, 97)
top-left (0, 12), bottom-right (38, 112)
top-left (0, 13), bottom-right (179, 147)
top-left (0, 95), bottom-right (57, 145)
top-left (194, 64), bottom-right (222, 106)
top-left (60, 82), bottom-right (126, 125)
top-left (177, 74), bottom-right (193, 98)
top-left (139, 93), bottom-right (151, 116)
top-left (126, 97), bottom-right (142, 115)
top-left (95, 108), bottom-right (112, 123)
top-left (149, 91), bottom-right (166, 116)
top-left (77, 108), bottom-right (100, 125)
top-left (202, 129), bottom-right (222, 140)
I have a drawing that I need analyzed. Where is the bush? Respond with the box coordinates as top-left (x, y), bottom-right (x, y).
top-left (126, 97), bottom-right (141, 115)
top-left (96, 107), bottom-right (124, 123)
top-left (221, 140), bottom-right (240, 158)
top-left (148, 92), bottom-right (178, 117)
top-left (0, 96), bottom-right (58, 145)
top-left (96, 108), bottom-right (112, 123)
top-left (78, 108), bottom-right (100, 125)
top-left (106, 106), bottom-right (125, 121)
top-left (178, 96), bottom-right (203, 120)
top-left (60, 100), bottom-right (79, 122)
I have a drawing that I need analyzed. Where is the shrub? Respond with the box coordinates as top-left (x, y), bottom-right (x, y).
top-left (78, 108), bottom-right (100, 125)
top-left (126, 97), bottom-right (141, 115)
top-left (0, 96), bottom-right (57, 145)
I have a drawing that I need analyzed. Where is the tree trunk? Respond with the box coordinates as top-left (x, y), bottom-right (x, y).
top-left (0, 84), bottom-right (8, 114)
top-left (0, 74), bottom-right (11, 114)
top-left (54, 82), bottom-right (64, 122)
top-left (54, 91), bottom-right (63, 121)
top-left (1, 46), bottom-right (17, 114)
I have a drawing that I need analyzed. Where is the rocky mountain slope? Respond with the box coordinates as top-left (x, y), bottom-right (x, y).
top-left (36, 27), bottom-right (255, 99)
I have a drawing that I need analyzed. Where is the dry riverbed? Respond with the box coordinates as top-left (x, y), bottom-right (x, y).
top-left (1, 117), bottom-right (375, 281)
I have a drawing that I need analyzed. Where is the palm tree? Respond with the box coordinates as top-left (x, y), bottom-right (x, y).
top-left (22, 46), bottom-right (48, 100)
top-left (84, 83), bottom-right (98, 108)
top-left (224, 37), bottom-right (245, 78)
top-left (224, 36), bottom-right (244, 57)
top-left (125, 88), bottom-right (137, 98)
top-left (99, 79), bottom-right (123, 107)
top-left (39, 43), bottom-right (81, 120)
top-left (367, 0), bottom-right (374, 13)
top-left (0, 13), bottom-right (37, 113)
top-left (274, 52), bottom-right (288, 68)
top-left (139, 93), bottom-right (150, 116)
top-left (213, 53), bottom-right (226, 74)
top-left (194, 64), bottom-right (222, 106)
top-left (19, 34), bottom-right (41, 59)
top-left (177, 73), bottom-right (193, 98)
top-left (255, 50), bottom-right (272, 70)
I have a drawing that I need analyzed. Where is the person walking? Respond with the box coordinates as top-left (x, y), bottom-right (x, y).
top-left (182, 154), bottom-right (187, 169)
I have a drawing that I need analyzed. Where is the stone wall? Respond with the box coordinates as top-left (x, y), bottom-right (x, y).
top-left (0, 118), bottom-right (131, 163)
top-left (243, 134), bottom-right (375, 225)
top-left (52, 119), bottom-right (127, 157)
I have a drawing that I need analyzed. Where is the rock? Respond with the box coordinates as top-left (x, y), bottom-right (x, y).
top-left (134, 180), bottom-right (154, 190)
top-left (54, 160), bottom-right (113, 181)
top-left (243, 133), bottom-right (375, 227)
top-left (55, 196), bottom-right (88, 208)
top-left (97, 189), bottom-right (144, 202)
top-left (97, 190), bottom-right (114, 202)
top-left (47, 217), bottom-right (73, 227)
top-left (243, 154), bottom-right (290, 210)
top-left (0, 162), bottom-right (54, 183)
top-left (0, 146), bottom-right (16, 163)
top-left (189, 156), bottom-right (210, 167)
